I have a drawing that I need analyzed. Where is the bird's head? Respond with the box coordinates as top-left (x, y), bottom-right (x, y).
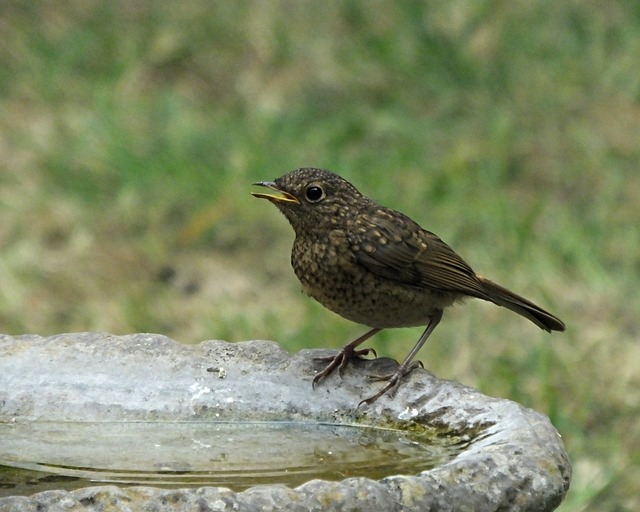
top-left (251, 168), bottom-right (368, 234)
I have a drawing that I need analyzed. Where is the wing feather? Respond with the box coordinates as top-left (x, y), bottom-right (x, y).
top-left (351, 209), bottom-right (489, 300)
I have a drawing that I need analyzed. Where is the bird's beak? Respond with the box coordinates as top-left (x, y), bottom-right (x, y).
top-left (251, 181), bottom-right (300, 204)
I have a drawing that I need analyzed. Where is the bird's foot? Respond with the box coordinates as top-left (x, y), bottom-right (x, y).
top-left (313, 347), bottom-right (376, 365)
top-left (358, 360), bottom-right (424, 407)
top-left (312, 347), bottom-right (377, 388)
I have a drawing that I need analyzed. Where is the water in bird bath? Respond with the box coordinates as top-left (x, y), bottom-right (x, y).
top-left (0, 420), bottom-right (468, 497)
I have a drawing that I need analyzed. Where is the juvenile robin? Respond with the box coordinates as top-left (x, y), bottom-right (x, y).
top-left (252, 168), bottom-right (565, 405)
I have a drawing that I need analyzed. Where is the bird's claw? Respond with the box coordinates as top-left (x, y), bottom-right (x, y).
top-left (357, 360), bottom-right (423, 407)
top-left (312, 347), bottom-right (377, 388)
top-left (313, 347), bottom-right (376, 364)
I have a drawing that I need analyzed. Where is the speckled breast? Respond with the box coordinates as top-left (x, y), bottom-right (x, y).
top-left (290, 232), bottom-right (456, 329)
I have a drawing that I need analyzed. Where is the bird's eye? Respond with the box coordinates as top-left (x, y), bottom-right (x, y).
top-left (305, 185), bottom-right (325, 203)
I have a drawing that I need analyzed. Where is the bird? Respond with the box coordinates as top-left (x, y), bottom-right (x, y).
top-left (251, 168), bottom-right (565, 405)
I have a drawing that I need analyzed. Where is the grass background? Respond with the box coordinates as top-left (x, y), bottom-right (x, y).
top-left (1, 1), bottom-right (638, 509)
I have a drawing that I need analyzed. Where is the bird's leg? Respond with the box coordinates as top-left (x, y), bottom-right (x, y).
top-left (359, 310), bottom-right (443, 407)
top-left (312, 327), bottom-right (381, 388)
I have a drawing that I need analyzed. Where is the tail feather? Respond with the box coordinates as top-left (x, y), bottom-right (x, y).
top-left (477, 276), bottom-right (566, 332)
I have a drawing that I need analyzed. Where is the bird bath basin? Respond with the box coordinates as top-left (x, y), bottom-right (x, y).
top-left (0, 420), bottom-right (465, 496)
top-left (0, 333), bottom-right (570, 511)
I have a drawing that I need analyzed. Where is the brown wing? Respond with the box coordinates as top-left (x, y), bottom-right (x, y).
top-left (351, 208), bottom-right (491, 300)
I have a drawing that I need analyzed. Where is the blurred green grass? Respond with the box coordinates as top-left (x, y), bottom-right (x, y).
top-left (1, 1), bottom-right (639, 510)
